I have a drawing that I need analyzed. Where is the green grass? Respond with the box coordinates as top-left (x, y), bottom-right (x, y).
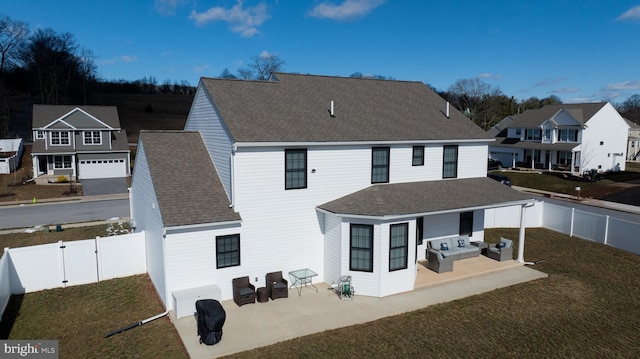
top-left (0, 223), bottom-right (130, 256)
top-left (2, 228), bottom-right (640, 358)
top-left (491, 170), bottom-right (640, 198)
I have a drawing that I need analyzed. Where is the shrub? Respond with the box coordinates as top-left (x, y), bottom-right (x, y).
top-left (56, 175), bottom-right (69, 183)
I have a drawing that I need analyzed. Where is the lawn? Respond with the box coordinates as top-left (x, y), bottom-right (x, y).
top-left (491, 169), bottom-right (640, 199)
top-left (1, 227), bottom-right (639, 358)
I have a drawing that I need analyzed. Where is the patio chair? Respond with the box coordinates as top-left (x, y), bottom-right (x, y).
top-left (426, 248), bottom-right (454, 273)
top-left (487, 237), bottom-right (513, 261)
top-left (266, 271), bottom-right (288, 300)
top-left (232, 276), bottom-right (256, 306)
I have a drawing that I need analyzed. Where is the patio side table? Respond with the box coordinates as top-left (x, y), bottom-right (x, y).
top-left (288, 268), bottom-right (318, 296)
top-left (257, 287), bottom-right (268, 303)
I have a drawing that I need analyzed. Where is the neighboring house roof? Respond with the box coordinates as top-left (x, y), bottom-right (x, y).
top-left (506, 103), bottom-right (607, 128)
top-left (31, 105), bottom-right (129, 154)
top-left (33, 105), bottom-right (122, 129)
top-left (487, 115), bottom-right (517, 137)
top-left (139, 130), bottom-right (241, 227)
top-left (624, 118), bottom-right (640, 130)
top-left (200, 73), bottom-right (490, 143)
top-left (318, 177), bottom-right (533, 217)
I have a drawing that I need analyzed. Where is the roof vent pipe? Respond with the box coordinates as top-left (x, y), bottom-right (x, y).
top-left (329, 100), bottom-right (335, 117)
top-left (446, 102), bottom-right (450, 118)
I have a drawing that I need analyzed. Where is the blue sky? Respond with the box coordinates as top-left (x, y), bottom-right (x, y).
top-left (2, 0), bottom-right (640, 103)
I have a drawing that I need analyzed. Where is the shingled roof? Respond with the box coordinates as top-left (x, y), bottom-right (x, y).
top-left (140, 130), bottom-right (241, 227)
top-left (318, 177), bottom-right (534, 217)
top-left (32, 105), bottom-right (122, 129)
top-left (200, 73), bottom-right (490, 143)
top-left (507, 103), bottom-right (607, 128)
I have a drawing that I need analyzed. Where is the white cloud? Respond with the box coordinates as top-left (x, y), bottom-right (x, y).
top-left (617, 5), bottom-right (640, 21)
top-left (155, 0), bottom-right (184, 16)
top-left (551, 87), bottom-right (579, 94)
top-left (564, 97), bottom-right (593, 104)
top-left (477, 72), bottom-right (503, 80)
top-left (99, 55), bottom-right (138, 65)
top-left (604, 81), bottom-right (640, 91)
top-left (189, 1), bottom-right (270, 37)
top-left (308, 0), bottom-right (385, 20)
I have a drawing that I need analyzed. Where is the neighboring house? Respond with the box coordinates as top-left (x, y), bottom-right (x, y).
top-left (0, 138), bottom-right (23, 174)
top-left (625, 118), bottom-right (640, 162)
top-left (31, 105), bottom-right (131, 181)
top-left (130, 73), bottom-right (535, 310)
top-left (489, 103), bottom-right (629, 174)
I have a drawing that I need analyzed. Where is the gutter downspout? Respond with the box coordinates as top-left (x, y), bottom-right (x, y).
top-left (228, 144), bottom-right (236, 209)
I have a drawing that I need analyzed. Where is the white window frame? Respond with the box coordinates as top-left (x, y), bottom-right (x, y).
top-left (54, 155), bottom-right (72, 169)
top-left (83, 131), bottom-right (102, 145)
top-left (50, 131), bottom-right (70, 145)
top-left (35, 130), bottom-right (44, 140)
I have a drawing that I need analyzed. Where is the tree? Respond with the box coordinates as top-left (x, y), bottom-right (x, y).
top-left (237, 53), bottom-right (285, 80)
top-left (219, 68), bottom-right (236, 79)
top-left (17, 28), bottom-right (96, 104)
top-left (619, 94), bottom-right (640, 124)
top-left (446, 78), bottom-right (503, 130)
top-left (0, 14), bottom-right (29, 74)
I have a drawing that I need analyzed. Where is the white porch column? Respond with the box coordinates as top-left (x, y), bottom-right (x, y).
top-left (517, 204), bottom-right (527, 262)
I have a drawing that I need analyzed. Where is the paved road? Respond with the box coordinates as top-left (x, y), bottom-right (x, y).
top-left (0, 198), bottom-right (130, 230)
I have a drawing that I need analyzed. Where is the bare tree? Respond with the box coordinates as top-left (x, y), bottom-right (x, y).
top-left (447, 78), bottom-right (503, 130)
top-left (0, 14), bottom-right (29, 74)
top-left (237, 53), bottom-right (285, 80)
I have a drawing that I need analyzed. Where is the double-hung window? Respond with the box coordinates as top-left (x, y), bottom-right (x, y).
top-left (442, 145), bottom-right (458, 179)
top-left (389, 223), bottom-right (408, 271)
top-left (51, 131), bottom-right (69, 145)
top-left (350, 224), bottom-right (373, 272)
top-left (412, 146), bottom-right (424, 166)
top-left (371, 147), bottom-right (390, 183)
top-left (53, 155), bottom-right (72, 169)
top-left (558, 129), bottom-right (578, 142)
top-left (525, 129), bottom-right (541, 141)
top-left (285, 149), bottom-right (307, 190)
top-left (35, 130), bottom-right (44, 140)
top-left (459, 212), bottom-right (473, 237)
top-left (216, 234), bottom-right (240, 269)
top-left (84, 131), bottom-right (102, 145)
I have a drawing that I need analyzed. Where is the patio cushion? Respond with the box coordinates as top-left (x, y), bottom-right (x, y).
top-left (441, 243), bottom-right (449, 251)
top-left (457, 239), bottom-right (466, 247)
top-left (273, 282), bottom-right (287, 289)
top-left (500, 238), bottom-right (513, 248)
top-left (489, 247), bottom-right (500, 254)
top-left (239, 287), bottom-right (254, 296)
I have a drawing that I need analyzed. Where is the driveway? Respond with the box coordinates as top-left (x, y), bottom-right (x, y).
top-left (81, 177), bottom-right (128, 196)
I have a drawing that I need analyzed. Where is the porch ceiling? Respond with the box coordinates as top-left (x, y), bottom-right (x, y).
top-left (317, 177), bottom-right (535, 218)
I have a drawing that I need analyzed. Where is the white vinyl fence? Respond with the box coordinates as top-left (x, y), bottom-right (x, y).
top-left (0, 231), bottom-right (146, 319)
top-left (486, 201), bottom-right (640, 256)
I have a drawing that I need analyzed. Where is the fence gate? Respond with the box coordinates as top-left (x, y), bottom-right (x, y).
top-left (60, 240), bottom-right (99, 287)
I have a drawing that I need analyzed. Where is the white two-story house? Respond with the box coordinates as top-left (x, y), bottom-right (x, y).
top-left (489, 103), bottom-right (628, 174)
top-left (31, 105), bottom-right (131, 181)
top-left (129, 73), bottom-right (535, 310)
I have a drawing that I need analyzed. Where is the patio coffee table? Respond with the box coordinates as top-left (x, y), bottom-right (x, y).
top-left (288, 268), bottom-right (318, 296)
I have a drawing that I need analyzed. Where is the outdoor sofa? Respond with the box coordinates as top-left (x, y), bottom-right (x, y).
top-left (428, 235), bottom-right (481, 261)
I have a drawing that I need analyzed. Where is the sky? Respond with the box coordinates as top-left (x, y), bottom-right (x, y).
top-left (2, 0), bottom-right (640, 104)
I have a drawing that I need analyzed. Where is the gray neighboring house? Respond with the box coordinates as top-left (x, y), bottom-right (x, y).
top-left (31, 105), bottom-right (131, 181)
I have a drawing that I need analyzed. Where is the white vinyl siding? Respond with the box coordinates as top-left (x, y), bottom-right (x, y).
top-left (184, 86), bottom-right (233, 200)
top-left (129, 142), bottom-right (167, 306)
top-left (579, 103), bottom-right (628, 172)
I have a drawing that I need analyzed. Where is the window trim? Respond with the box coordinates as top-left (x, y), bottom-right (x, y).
top-left (53, 155), bottom-right (72, 169)
top-left (35, 130), bottom-right (44, 140)
top-left (389, 223), bottom-right (408, 272)
top-left (50, 131), bottom-right (70, 146)
top-left (285, 148), bottom-right (307, 190)
top-left (83, 131), bottom-right (102, 145)
top-left (412, 146), bottom-right (424, 166)
top-left (459, 211), bottom-right (473, 237)
top-left (216, 234), bottom-right (241, 269)
top-left (442, 145), bottom-right (458, 179)
top-left (350, 224), bottom-right (374, 272)
top-left (371, 147), bottom-right (390, 184)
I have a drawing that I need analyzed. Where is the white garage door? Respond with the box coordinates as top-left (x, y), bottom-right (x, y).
top-left (78, 159), bottom-right (127, 179)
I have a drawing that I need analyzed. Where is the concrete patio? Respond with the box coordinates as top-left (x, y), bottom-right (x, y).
top-left (170, 256), bottom-right (547, 358)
